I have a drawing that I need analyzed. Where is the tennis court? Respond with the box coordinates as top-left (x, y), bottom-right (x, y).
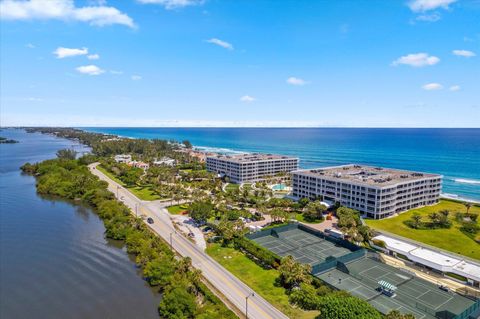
top-left (252, 226), bottom-right (353, 265)
top-left (319, 256), bottom-right (478, 318)
top-left (248, 224), bottom-right (479, 318)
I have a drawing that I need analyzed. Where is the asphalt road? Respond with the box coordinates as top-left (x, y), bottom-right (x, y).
top-left (89, 163), bottom-right (288, 319)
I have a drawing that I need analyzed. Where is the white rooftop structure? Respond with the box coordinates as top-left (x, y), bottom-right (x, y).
top-left (114, 154), bottom-right (132, 163)
top-left (373, 234), bottom-right (480, 284)
top-left (153, 157), bottom-right (175, 166)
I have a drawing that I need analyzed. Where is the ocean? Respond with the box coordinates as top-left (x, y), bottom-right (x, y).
top-left (83, 128), bottom-right (480, 202)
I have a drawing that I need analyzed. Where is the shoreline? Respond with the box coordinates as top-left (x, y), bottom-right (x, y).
top-left (80, 127), bottom-right (480, 204)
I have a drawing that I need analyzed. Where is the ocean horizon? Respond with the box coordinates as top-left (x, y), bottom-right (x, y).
top-left (82, 127), bottom-right (480, 202)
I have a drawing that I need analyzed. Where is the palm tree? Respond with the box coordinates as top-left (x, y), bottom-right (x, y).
top-left (278, 256), bottom-right (312, 289)
top-left (465, 202), bottom-right (472, 214)
top-left (411, 213), bottom-right (422, 229)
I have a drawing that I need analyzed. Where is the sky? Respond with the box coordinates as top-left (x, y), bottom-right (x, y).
top-left (1, 0), bottom-right (479, 127)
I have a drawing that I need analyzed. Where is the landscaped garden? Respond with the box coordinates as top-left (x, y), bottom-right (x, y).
top-left (97, 165), bottom-right (162, 200)
top-left (366, 199), bottom-right (480, 260)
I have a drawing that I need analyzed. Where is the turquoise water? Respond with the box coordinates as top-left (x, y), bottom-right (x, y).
top-left (272, 184), bottom-right (287, 191)
top-left (83, 128), bottom-right (480, 201)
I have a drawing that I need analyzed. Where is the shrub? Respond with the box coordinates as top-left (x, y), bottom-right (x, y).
top-left (288, 283), bottom-right (321, 310)
top-left (316, 293), bottom-right (382, 319)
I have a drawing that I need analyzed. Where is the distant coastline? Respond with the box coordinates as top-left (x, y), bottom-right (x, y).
top-left (81, 127), bottom-right (480, 203)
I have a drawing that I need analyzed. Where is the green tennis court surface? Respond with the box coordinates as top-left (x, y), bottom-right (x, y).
top-left (318, 257), bottom-right (479, 318)
top-left (251, 225), bottom-right (354, 265)
top-left (248, 224), bottom-right (480, 319)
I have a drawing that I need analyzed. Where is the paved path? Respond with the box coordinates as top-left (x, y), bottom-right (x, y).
top-left (89, 163), bottom-right (288, 319)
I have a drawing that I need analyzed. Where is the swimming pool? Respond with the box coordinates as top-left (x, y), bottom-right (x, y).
top-left (272, 184), bottom-right (287, 191)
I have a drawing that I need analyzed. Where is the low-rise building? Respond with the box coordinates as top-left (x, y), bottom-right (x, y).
top-left (373, 234), bottom-right (480, 288)
top-left (206, 153), bottom-right (299, 183)
top-left (153, 157), bottom-right (176, 166)
top-left (129, 161), bottom-right (150, 170)
top-left (292, 164), bottom-right (442, 219)
top-left (114, 154), bottom-right (132, 163)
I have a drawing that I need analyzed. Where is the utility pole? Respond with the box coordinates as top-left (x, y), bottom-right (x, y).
top-left (170, 231), bottom-right (175, 249)
top-left (245, 292), bottom-right (254, 319)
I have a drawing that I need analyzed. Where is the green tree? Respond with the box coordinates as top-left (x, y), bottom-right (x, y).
top-left (158, 284), bottom-right (197, 319)
top-left (278, 255), bottom-right (312, 289)
top-left (182, 140), bottom-right (193, 149)
top-left (288, 283), bottom-right (321, 310)
top-left (189, 201), bottom-right (213, 222)
top-left (303, 201), bottom-right (327, 222)
top-left (217, 219), bottom-right (245, 245)
top-left (411, 212), bottom-right (422, 229)
top-left (465, 202), bottom-right (472, 214)
top-left (143, 255), bottom-right (176, 286)
top-left (316, 293), bottom-right (382, 319)
top-left (56, 148), bottom-right (77, 160)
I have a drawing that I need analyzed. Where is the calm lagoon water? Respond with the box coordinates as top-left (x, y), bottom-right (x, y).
top-left (0, 129), bottom-right (160, 319)
top-left (84, 127), bottom-right (480, 201)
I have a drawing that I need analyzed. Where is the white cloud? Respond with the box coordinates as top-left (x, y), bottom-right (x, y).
top-left (26, 43), bottom-right (35, 48)
top-left (449, 85), bottom-right (461, 91)
top-left (240, 95), bottom-right (256, 103)
top-left (286, 77), bottom-right (308, 86)
top-left (110, 70), bottom-right (123, 75)
top-left (53, 47), bottom-right (88, 58)
top-left (452, 50), bottom-right (476, 57)
top-left (422, 83), bottom-right (443, 90)
top-left (415, 12), bottom-right (441, 22)
top-left (0, 0), bottom-right (135, 28)
top-left (392, 53), bottom-right (440, 67)
top-left (131, 75), bottom-right (142, 81)
top-left (87, 53), bottom-right (100, 60)
top-left (408, 0), bottom-right (457, 12)
top-left (137, 0), bottom-right (203, 10)
top-left (76, 64), bottom-right (105, 75)
top-left (205, 38), bottom-right (233, 50)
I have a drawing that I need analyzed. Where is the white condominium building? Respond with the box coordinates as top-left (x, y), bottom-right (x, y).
top-left (292, 164), bottom-right (442, 219)
top-left (206, 153), bottom-right (299, 183)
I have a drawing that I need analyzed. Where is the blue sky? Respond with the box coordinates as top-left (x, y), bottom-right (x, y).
top-left (1, 0), bottom-right (479, 127)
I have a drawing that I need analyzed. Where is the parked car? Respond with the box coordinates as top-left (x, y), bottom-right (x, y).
top-left (147, 217), bottom-right (154, 224)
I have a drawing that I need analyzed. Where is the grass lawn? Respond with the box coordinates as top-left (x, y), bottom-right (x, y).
top-left (295, 213), bottom-right (323, 224)
top-left (225, 183), bottom-right (240, 192)
top-left (366, 199), bottom-right (480, 260)
top-left (206, 244), bottom-right (319, 319)
top-left (167, 204), bottom-right (189, 215)
top-left (97, 165), bottom-right (162, 201)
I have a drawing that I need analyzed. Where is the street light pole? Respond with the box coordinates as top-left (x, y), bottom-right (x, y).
top-left (135, 203), bottom-right (138, 217)
top-left (170, 231), bottom-right (175, 249)
top-left (116, 185), bottom-right (120, 198)
top-left (245, 292), bottom-right (254, 319)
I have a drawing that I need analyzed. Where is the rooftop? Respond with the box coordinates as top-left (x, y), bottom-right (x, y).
top-left (207, 153), bottom-right (298, 163)
top-left (294, 164), bottom-right (441, 187)
top-left (373, 234), bottom-right (480, 282)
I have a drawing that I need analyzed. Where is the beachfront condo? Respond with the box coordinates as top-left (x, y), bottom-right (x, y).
top-left (292, 164), bottom-right (442, 219)
top-left (206, 153), bottom-right (299, 183)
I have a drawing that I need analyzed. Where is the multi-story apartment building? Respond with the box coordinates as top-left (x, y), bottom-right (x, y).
top-left (292, 164), bottom-right (442, 219)
top-left (206, 153), bottom-right (299, 183)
